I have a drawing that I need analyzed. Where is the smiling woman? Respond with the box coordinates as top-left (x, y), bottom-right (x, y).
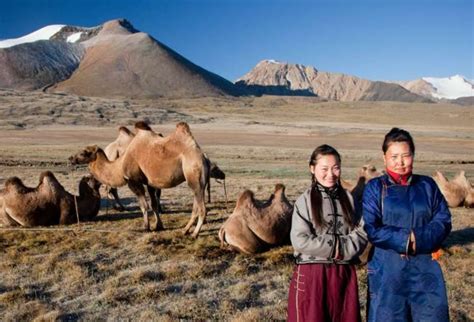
top-left (363, 127), bottom-right (452, 322)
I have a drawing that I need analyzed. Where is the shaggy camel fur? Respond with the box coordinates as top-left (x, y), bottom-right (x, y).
top-left (103, 126), bottom-right (136, 211)
top-left (433, 170), bottom-right (474, 208)
top-left (218, 184), bottom-right (293, 254)
top-left (0, 171), bottom-right (101, 227)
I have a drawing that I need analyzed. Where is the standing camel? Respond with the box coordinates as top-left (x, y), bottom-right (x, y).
top-left (121, 121), bottom-right (210, 237)
top-left (103, 126), bottom-right (135, 211)
top-left (69, 121), bottom-right (210, 237)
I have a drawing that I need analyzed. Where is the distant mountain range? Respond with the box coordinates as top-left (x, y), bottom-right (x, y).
top-left (0, 19), bottom-right (472, 103)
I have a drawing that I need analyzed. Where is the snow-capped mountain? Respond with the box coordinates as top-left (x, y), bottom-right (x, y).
top-left (0, 19), bottom-right (242, 97)
top-left (393, 75), bottom-right (474, 100)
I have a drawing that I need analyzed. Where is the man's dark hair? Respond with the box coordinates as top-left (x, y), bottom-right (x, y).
top-left (382, 127), bottom-right (415, 154)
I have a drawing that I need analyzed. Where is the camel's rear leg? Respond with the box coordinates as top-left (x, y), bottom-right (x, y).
top-left (147, 185), bottom-right (164, 231)
top-left (107, 186), bottom-right (126, 211)
top-left (191, 192), bottom-right (207, 238)
top-left (128, 181), bottom-right (151, 231)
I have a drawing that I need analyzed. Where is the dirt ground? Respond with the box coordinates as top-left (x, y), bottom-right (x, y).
top-left (0, 91), bottom-right (472, 320)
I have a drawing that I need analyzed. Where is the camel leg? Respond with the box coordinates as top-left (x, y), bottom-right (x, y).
top-left (108, 186), bottom-right (126, 211)
top-left (155, 188), bottom-right (164, 214)
top-left (191, 191), bottom-right (207, 238)
top-left (146, 185), bottom-right (164, 231)
top-left (182, 200), bottom-right (199, 235)
top-left (128, 181), bottom-right (151, 231)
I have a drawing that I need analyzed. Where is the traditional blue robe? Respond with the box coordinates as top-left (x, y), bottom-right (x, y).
top-left (363, 174), bottom-right (451, 322)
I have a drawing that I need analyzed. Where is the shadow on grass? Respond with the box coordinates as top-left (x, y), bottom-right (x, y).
top-left (94, 211), bottom-right (143, 222)
top-left (444, 227), bottom-right (474, 248)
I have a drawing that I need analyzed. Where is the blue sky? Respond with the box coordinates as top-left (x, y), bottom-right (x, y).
top-left (1, 0), bottom-right (472, 81)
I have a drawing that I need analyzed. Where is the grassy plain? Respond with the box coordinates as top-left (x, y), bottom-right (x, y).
top-left (0, 90), bottom-right (473, 320)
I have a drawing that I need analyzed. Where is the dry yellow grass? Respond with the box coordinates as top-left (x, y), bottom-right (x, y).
top-left (0, 90), bottom-right (472, 320)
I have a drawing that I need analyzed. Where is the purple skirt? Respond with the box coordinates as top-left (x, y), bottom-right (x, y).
top-left (287, 263), bottom-right (361, 322)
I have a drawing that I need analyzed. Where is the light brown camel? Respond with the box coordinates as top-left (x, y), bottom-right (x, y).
top-left (121, 121), bottom-right (210, 237)
top-left (69, 121), bottom-right (210, 236)
top-left (0, 171), bottom-right (101, 227)
top-left (69, 144), bottom-right (163, 231)
top-left (103, 126), bottom-right (135, 211)
top-left (432, 170), bottom-right (468, 208)
top-left (433, 170), bottom-right (474, 208)
top-left (218, 184), bottom-right (293, 254)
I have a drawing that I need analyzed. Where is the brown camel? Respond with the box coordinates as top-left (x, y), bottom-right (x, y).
top-left (218, 184), bottom-right (293, 254)
top-left (103, 126), bottom-right (136, 211)
top-left (204, 156), bottom-right (226, 204)
top-left (0, 171), bottom-right (101, 227)
top-left (69, 121), bottom-right (210, 236)
top-left (341, 164), bottom-right (380, 204)
top-left (433, 170), bottom-right (474, 208)
top-left (121, 121), bottom-right (210, 237)
top-left (69, 144), bottom-right (163, 231)
top-left (432, 170), bottom-right (467, 208)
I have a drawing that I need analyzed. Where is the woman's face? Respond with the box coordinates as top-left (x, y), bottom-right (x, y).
top-left (384, 141), bottom-right (414, 175)
top-left (310, 154), bottom-right (341, 188)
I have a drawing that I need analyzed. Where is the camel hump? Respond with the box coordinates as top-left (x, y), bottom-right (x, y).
top-left (134, 121), bottom-right (152, 131)
top-left (236, 190), bottom-right (255, 208)
top-left (4, 176), bottom-right (24, 190)
top-left (176, 122), bottom-right (192, 135)
top-left (118, 126), bottom-right (133, 135)
top-left (274, 183), bottom-right (285, 194)
top-left (433, 170), bottom-right (447, 182)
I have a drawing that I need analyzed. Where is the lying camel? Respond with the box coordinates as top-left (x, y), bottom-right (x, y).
top-left (432, 171), bottom-right (467, 208)
top-left (103, 126), bottom-right (136, 211)
top-left (0, 171), bottom-right (101, 227)
top-left (69, 122), bottom-right (210, 237)
top-left (433, 170), bottom-right (473, 208)
top-left (219, 184), bottom-right (293, 254)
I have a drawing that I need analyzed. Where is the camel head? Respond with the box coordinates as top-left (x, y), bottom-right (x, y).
top-left (358, 164), bottom-right (380, 180)
top-left (78, 175), bottom-right (101, 195)
top-left (69, 145), bottom-right (101, 165)
top-left (210, 162), bottom-right (225, 180)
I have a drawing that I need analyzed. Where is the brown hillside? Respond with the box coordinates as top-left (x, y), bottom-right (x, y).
top-left (48, 19), bottom-right (242, 98)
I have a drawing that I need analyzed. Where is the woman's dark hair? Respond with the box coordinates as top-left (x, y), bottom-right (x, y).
top-left (382, 127), bottom-right (415, 154)
top-left (309, 144), bottom-right (355, 229)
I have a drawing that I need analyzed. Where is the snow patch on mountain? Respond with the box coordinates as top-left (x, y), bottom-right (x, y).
top-left (0, 25), bottom-right (65, 48)
top-left (422, 75), bottom-right (474, 99)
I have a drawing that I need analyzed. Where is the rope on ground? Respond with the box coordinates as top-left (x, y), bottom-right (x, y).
top-left (0, 226), bottom-right (143, 233)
